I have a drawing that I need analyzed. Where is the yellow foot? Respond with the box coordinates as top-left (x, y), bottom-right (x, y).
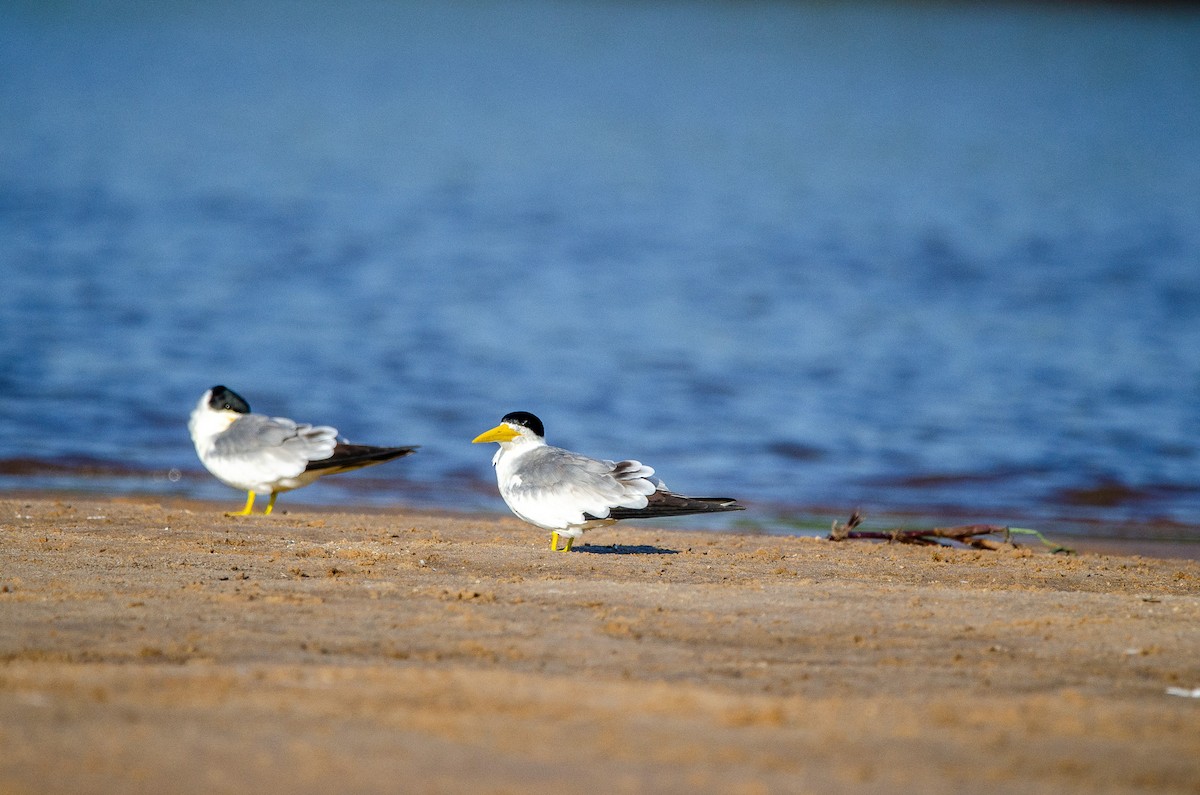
top-left (225, 491), bottom-right (257, 516)
top-left (549, 532), bottom-right (575, 552)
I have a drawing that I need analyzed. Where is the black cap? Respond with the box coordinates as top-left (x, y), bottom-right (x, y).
top-left (500, 411), bottom-right (544, 438)
top-left (208, 385), bottom-right (250, 414)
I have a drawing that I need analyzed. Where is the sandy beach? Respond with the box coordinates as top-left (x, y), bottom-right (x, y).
top-left (2, 494), bottom-right (1198, 794)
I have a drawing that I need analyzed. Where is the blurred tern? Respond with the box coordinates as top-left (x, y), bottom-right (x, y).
top-left (189, 385), bottom-right (418, 515)
top-left (472, 411), bottom-right (744, 551)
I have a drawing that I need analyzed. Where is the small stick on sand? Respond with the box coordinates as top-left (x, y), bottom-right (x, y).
top-left (829, 511), bottom-right (1072, 553)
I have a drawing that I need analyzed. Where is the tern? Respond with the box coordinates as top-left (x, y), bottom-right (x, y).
top-left (189, 385), bottom-right (418, 515)
top-left (472, 411), bottom-right (745, 551)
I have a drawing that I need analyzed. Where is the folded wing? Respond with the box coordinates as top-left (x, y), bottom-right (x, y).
top-left (210, 414), bottom-right (338, 485)
top-left (502, 448), bottom-right (659, 529)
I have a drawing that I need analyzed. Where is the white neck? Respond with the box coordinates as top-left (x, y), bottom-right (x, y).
top-left (492, 435), bottom-right (545, 467)
top-left (188, 399), bottom-right (241, 456)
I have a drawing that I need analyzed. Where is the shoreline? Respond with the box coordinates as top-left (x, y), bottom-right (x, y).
top-left (2, 494), bottom-right (1199, 793)
top-left (2, 484), bottom-right (1198, 562)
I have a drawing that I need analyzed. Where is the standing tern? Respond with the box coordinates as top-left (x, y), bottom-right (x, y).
top-left (472, 411), bottom-right (745, 551)
top-left (189, 385), bottom-right (418, 515)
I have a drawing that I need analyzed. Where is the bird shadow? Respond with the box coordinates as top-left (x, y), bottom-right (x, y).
top-left (575, 543), bottom-right (679, 555)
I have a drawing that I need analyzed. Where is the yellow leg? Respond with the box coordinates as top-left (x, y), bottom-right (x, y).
top-left (562, 536), bottom-right (574, 553)
top-left (549, 532), bottom-right (561, 551)
top-left (226, 491), bottom-right (256, 516)
top-left (263, 493), bottom-right (278, 515)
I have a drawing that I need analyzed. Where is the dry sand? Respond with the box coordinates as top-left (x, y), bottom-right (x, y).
top-left (1, 494), bottom-right (1198, 794)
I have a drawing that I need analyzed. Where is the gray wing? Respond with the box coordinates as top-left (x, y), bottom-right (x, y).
top-left (211, 413), bottom-right (338, 482)
top-left (502, 446), bottom-right (656, 528)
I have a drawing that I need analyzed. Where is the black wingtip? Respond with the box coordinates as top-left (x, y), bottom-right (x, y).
top-left (602, 492), bottom-right (746, 521)
top-left (304, 443), bottom-right (419, 472)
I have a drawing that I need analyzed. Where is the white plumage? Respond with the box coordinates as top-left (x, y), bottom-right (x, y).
top-left (188, 385), bottom-right (417, 515)
top-left (473, 411), bottom-right (744, 552)
top-left (495, 444), bottom-right (658, 531)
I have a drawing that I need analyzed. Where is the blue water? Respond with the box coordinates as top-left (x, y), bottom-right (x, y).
top-left (3, 1), bottom-right (1200, 546)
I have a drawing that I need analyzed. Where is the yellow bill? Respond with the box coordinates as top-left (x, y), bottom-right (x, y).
top-left (472, 423), bottom-right (520, 444)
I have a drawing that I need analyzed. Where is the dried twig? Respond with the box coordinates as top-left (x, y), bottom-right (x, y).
top-left (828, 511), bottom-right (1072, 553)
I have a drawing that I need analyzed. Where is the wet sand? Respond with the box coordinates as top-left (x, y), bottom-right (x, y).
top-left (2, 494), bottom-right (1198, 794)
